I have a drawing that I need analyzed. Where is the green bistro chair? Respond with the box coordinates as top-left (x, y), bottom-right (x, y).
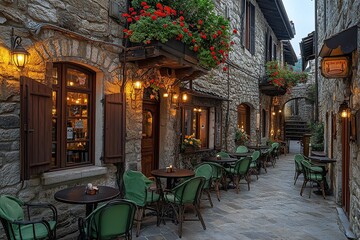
top-left (271, 142), bottom-right (280, 161)
top-left (264, 144), bottom-right (276, 168)
top-left (164, 176), bottom-right (206, 238)
top-left (235, 145), bottom-right (248, 153)
top-left (216, 151), bottom-right (231, 158)
top-left (195, 163), bottom-right (213, 207)
top-left (300, 159), bottom-right (326, 199)
top-left (78, 199), bottom-right (136, 240)
top-left (0, 195), bottom-right (57, 240)
top-left (201, 162), bottom-right (225, 202)
top-left (248, 150), bottom-right (261, 180)
top-left (225, 157), bottom-right (252, 194)
top-left (294, 154), bottom-right (305, 185)
top-left (123, 170), bottom-right (160, 237)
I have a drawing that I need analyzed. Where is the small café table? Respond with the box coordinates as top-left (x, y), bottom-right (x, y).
top-left (228, 152), bottom-right (252, 159)
top-left (54, 185), bottom-right (120, 216)
top-left (151, 168), bottom-right (195, 190)
top-left (201, 156), bottom-right (238, 165)
top-left (308, 155), bottom-right (336, 195)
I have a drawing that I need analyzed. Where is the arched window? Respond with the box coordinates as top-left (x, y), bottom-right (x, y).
top-left (51, 63), bottom-right (95, 169)
top-left (237, 104), bottom-right (250, 135)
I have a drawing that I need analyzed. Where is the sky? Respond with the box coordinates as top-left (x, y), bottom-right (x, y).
top-left (282, 0), bottom-right (315, 57)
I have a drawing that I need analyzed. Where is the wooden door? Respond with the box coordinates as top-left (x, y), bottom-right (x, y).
top-left (141, 100), bottom-right (159, 177)
top-left (342, 117), bottom-right (350, 215)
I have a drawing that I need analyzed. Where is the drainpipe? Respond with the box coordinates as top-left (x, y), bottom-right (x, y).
top-left (314, 0), bottom-right (319, 122)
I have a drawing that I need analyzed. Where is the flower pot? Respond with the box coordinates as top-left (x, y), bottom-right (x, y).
top-left (259, 77), bottom-right (287, 96)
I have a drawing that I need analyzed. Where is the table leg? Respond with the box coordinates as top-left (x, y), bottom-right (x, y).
top-left (86, 203), bottom-right (96, 217)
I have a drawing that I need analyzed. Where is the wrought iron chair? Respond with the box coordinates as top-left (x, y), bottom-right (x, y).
top-left (123, 170), bottom-right (160, 237)
top-left (0, 195), bottom-right (57, 240)
top-left (248, 150), bottom-right (261, 180)
top-left (235, 145), bottom-right (249, 153)
top-left (78, 199), bottom-right (136, 240)
top-left (225, 157), bottom-right (252, 193)
top-left (164, 176), bottom-right (206, 238)
top-left (300, 159), bottom-right (326, 199)
top-left (195, 163), bottom-right (213, 207)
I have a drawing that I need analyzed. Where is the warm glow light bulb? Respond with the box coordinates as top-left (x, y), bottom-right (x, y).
top-left (163, 92), bottom-right (169, 98)
top-left (341, 110), bottom-right (348, 118)
top-left (182, 93), bottom-right (188, 101)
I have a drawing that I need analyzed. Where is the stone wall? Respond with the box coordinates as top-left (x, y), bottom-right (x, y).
top-left (317, 0), bottom-right (360, 237)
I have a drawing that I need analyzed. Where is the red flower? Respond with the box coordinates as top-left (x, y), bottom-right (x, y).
top-left (123, 28), bottom-right (128, 32)
top-left (141, 1), bottom-right (147, 6)
top-left (127, 18), bottom-right (133, 23)
top-left (180, 22), bottom-right (185, 27)
top-left (230, 41), bottom-right (234, 45)
top-left (210, 46), bottom-right (215, 51)
top-left (192, 38), bottom-right (196, 43)
top-left (193, 45), bottom-right (199, 52)
top-left (179, 16), bottom-right (184, 21)
top-left (223, 67), bottom-right (227, 71)
top-left (129, 7), bottom-right (134, 12)
top-left (221, 25), bottom-right (225, 29)
top-left (217, 30), bottom-right (222, 35)
top-left (144, 5), bottom-right (150, 10)
top-left (122, 13), bottom-right (130, 17)
top-left (212, 34), bottom-right (217, 39)
top-left (163, 24), bottom-right (168, 28)
top-left (151, 15), bottom-right (157, 20)
top-left (135, 16), bottom-right (140, 21)
top-left (198, 19), bottom-right (203, 25)
top-left (233, 29), bottom-right (238, 34)
top-left (183, 28), bottom-right (189, 33)
top-left (156, 3), bottom-right (163, 10)
top-left (188, 32), bottom-right (192, 37)
top-left (164, 6), bottom-right (171, 15)
top-left (146, 40), bottom-right (151, 44)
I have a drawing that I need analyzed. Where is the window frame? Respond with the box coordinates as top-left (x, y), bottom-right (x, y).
top-left (244, 0), bottom-right (256, 54)
top-left (51, 63), bottom-right (95, 170)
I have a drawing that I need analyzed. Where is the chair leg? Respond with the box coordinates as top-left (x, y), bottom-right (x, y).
top-left (320, 181), bottom-right (326, 199)
top-left (235, 176), bottom-right (240, 194)
top-left (245, 175), bottom-right (250, 191)
top-left (205, 189), bottom-right (213, 207)
top-left (300, 179), bottom-right (308, 196)
top-left (194, 204), bottom-right (206, 230)
top-left (136, 207), bottom-right (144, 237)
top-left (178, 205), bottom-right (185, 238)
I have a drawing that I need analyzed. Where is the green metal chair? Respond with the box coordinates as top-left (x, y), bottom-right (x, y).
top-left (78, 199), bottom-right (136, 240)
top-left (294, 154), bottom-right (305, 185)
top-left (235, 145), bottom-right (248, 153)
top-left (248, 150), bottom-right (261, 180)
top-left (198, 162), bottom-right (225, 202)
top-left (0, 195), bottom-right (57, 240)
top-left (300, 159), bottom-right (326, 199)
top-left (195, 163), bottom-right (213, 207)
top-left (123, 170), bottom-right (160, 237)
top-left (271, 142), bottom-right (280, 161)
top-left (216, 151), bottom-right (230, 158)
top-left (164, 176), bottom-right (206, 238)
top-left (225, 157), bottom-right (252, 193)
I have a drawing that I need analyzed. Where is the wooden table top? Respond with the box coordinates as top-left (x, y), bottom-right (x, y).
top-left (201, 156), bottom-right (238, 164)
top-left (54, 185), bottom-right (119, 205)
top-left (151, 168), bottom-right (195, 179)
top-left (308, 155), bottom-right (336, 164)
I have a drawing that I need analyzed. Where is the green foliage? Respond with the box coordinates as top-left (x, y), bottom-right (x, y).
top-left (235, 128), bottom-right (249, 145)
top-left (306, 83), bottom-right (316, 104)
top-left (123, 0), bottom-right (233, 69)
top-left (309, 122), bottom-right (324, 151)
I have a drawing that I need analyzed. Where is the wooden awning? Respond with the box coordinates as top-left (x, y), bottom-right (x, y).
top-left (319, 24), bottom-right (359, 57)
top-left (120, 40), bottom-right (208, 81)
top-left (300, 32), bottom-right (314, 71)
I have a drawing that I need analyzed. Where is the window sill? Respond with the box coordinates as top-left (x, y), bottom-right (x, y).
top-left (42, 166), bottom-right (107, 186)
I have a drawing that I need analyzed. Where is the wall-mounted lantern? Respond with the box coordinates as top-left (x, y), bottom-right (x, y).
top-left (11, 28), bottom-right (30, 69)
top-left (339, 101), bottom-right (350, 118)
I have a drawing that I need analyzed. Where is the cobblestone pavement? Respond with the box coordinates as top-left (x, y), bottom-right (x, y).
top-left (61, 153), bottom-right (348, 240)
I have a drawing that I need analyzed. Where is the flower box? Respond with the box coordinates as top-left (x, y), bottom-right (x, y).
top-left (259, 77), bottom-right (287, 96)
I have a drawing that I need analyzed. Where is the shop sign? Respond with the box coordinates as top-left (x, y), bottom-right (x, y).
top-left (321, 56), bottom-right (350, 78)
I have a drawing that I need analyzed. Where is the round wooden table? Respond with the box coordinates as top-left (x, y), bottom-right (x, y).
top-left (201, 156), bottom-right (238, 165)
top-left (54, 185), bottom-right (120, 216)
top-left (151, 168), bottom-right (195, 190)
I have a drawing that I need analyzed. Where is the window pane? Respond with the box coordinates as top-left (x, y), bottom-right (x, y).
top-left (184, 108), bottom-right (194, 136)
top-left (52, 68), bottom-right (58, 85)
top-left (199, 109), bottom-right (208, 148)
top-left (67, 68), bottom-right (89, 89)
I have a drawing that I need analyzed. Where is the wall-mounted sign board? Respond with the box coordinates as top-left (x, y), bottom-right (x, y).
top-left (321, 56), bottom-right (350, 78)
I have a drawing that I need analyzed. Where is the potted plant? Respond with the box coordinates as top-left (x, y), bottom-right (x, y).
top-left (235, 128), bottom-right (249, 146)
top-left (260, 61), bottom-right (308, 95)
top-left (181, 134), bottom-right (201, 153)
top-left (122, 0), bottom-right (235, 70)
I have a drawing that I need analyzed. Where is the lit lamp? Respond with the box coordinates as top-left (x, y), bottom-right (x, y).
top-left (133, 80), bottom-right (142, 90)
top-left (339, 101), bottom-right (349, 118)
top-left (11, 28), bottom-right (29, 69)
top-left (182, 93), bottom-right (188, 102)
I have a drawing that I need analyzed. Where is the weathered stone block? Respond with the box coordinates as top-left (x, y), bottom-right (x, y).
top-left (0, 115), bottom-right (20, 128)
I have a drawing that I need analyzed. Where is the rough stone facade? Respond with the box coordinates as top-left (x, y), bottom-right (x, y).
top-left (0, 0), bottom-right (296, 238)
top-left (316, 0), bottom-right (360, 237)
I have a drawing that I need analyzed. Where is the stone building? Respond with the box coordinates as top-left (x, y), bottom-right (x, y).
top-left (0, 0), bottom-right (296, 238)
top-left (313, 0), bottom-right (360, 238)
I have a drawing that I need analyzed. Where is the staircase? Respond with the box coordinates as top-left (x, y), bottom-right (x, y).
top-left (284, 116), bottom-right (310, 140)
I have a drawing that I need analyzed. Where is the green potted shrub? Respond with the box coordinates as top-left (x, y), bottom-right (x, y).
top-left (235, 128), bottom-right (249, 146)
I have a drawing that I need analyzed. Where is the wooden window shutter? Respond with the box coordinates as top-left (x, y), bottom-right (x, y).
top-left (250, 3), bottom-right (256, 55)
top-left (104, 93), bottom-right (124, 163)
top-left (214, 107), bottom-right (222, 150)
top-left (20, 77), bottom-right (52, 180)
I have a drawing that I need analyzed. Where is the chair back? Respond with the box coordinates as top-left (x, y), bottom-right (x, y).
top-left (251, 151), bottom-right (261, 162)
top-left (80, 199), bottom-right (136, 240)
top-left (0, 195), bottom-right (25, 240)
top-left (172, 176), bottom-right (205, 204)
top-left (216, 151), bottom-right (230, 158)
top-left (195, 164), bottom-right (212, 189)
top-left (236, 145), bottom-right (248, 153)
top-left (234, 157), bottom-right (252, 175)
top-left (300, 159), bottom-right (313, 180)
top-left (123, 170), bottom-right (153, 207)
top-left (294, 154), bottom-right (305, 171)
